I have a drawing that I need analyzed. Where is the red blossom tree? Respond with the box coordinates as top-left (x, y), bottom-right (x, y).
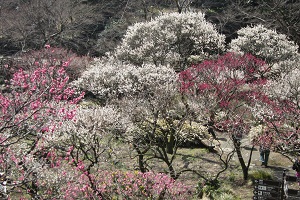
top-left (179, 52), bottom-right (270, 180)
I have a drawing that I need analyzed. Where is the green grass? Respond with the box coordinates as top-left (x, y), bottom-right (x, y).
top-left (248, 169), bottom-right (273, 182)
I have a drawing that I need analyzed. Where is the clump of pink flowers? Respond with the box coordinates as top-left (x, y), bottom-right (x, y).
top-left (63, 170), bottom-right (192, 200)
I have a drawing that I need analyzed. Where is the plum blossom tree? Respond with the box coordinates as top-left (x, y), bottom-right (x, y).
top-left (32, 106), bottom-right (125, 199)
top-left (73, 58), bottom-right (143, 105)
top-left (74, 60), bottom-right (184, 174)
top-left (229, 24), bottom-right (299, 76)
top-left (251, 66), bottom-right (300, 159)
top-left (117, 63), bottom-right (187, 176)
top-left (179, 52), bottom-right (270, 180)
top-left (0, 47), bottom-right (85, 198)
top-left (114, 11), bottom-right (225, 71)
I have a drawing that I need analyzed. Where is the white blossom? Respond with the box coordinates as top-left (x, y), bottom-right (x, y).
top-left (54, 106), bottom-right (126, 145)
top-left (73, 58), bottom-right (178, 103)
top-left (265, 67), bottom-right (300, 104)
top-left (229, 24), bottom-right (299, 73)
top-left (114, 11), bottom-right (225, 70)
top-left (249, 125), bottom-right (264, 141)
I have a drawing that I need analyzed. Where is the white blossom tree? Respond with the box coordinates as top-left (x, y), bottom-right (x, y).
top-left (229, 24), bottom-right (299, 76)
top-left (114, 11), bottom-right (226, 71)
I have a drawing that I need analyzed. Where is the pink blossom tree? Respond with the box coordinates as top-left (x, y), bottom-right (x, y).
top-left (0, 46), bottom-right (84, 198)
top-left (2, 46), bottom-right (91, 82)
top-left (229, 24), bottom-right (300, 160)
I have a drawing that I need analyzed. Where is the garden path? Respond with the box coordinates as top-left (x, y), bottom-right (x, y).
top-left (213, 131), bottom-right (295, 180)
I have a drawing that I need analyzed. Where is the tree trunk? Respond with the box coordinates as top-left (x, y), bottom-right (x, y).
top-left (233, 137), bottom-right (249, 180)
top-left (166, 132), bottom-right (175, 154)
top-left (133, 144), bottom-right (147, 173)
top-left (167, 160), bottom-right (177, 179)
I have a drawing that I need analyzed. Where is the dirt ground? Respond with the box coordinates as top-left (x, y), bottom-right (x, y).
top-left (114, 131), bottom-right (296, 199)
top-left (215, 131), bottom-right (296, 199)
top-left (176, 131), bottom-right (296, 199)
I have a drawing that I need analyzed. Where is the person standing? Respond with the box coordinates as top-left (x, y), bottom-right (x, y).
top-left (256, 131), bottom-right (273, 168)
top-left (259, 144), bottom-right (271, 167)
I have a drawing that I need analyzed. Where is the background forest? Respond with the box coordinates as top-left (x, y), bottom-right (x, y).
top-left (0, 0), bottom-right (299, 199)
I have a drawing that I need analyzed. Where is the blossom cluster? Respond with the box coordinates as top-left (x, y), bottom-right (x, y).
top-left (179, 53), bottom-right (268, 109)
top-left (62, 170), bottom-right (191, 199)
top-left (229, 24), bottom-right (299, 74)
top-left (73, 59), bottom-right (178, 104)
top-left (250, 66), bottom-right (300, 150)
top-left (178, 52), bottom-right (272, 145)
top-left (0, 65), bottom-right (83, 142)
top-left (114, 11), bottom-right (225, 70)
top-left (230, 25), bottom-right (299, 62)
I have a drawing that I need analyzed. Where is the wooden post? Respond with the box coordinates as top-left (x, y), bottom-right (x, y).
top-left (282, 169), bottom-right (286, 200)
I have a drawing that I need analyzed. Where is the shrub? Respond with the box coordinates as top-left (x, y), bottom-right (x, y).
top-left (248, 170), bottom-right (273, 182)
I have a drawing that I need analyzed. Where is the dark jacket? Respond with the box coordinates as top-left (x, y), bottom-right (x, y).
top-left (259, 145), bottom-right (270, 153)
top-left (293, 160), bottom-right (300, 172)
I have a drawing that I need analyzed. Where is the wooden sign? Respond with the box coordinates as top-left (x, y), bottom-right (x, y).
top-left (254, 179), bottom-right (282, 187)
top-left (253, 171), bottom-right (300, 200)
top-left (253, 179), bottom-right (282, 200)
top-left (253, 197), bottom-right (279, 200)
top-left (254, 185), bottom-right (281, 192)
top-left (253, 190), bottom-right (280, 197)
